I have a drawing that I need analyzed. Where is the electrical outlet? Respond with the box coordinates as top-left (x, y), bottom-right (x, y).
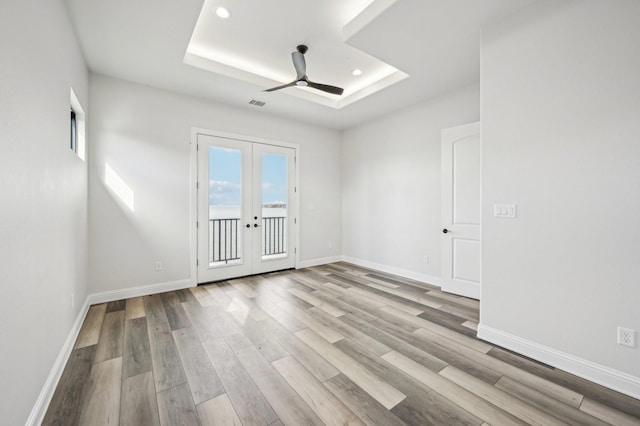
top-left (155, 261), bottom-right (163, 272)
top-left (617, 327), bottom-right (636, 347)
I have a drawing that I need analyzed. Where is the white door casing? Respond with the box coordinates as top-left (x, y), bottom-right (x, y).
top-left (195, 132), bottom-right (297, 284)
top-left (441, 122), bottom-right (481, 299)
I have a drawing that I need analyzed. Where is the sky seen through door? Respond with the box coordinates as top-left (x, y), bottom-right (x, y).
top-left (208, 147), bottom-right (287, 206)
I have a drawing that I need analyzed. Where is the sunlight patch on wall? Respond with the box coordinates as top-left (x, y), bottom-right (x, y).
top-left (105, 163), bottom-right (135, 211)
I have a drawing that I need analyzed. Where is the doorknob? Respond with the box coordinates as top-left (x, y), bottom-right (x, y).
top-left (246, 224), bottom-right (251, 228)
top-left (254, 223), bottom-right (260, 228)
top-left (442, 228), bottom-right (449, 234)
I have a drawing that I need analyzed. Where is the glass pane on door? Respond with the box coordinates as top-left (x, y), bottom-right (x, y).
top-left (261, 152), bottom-right (288, 259)
top-left (208, 146), bottom-right (243, 266)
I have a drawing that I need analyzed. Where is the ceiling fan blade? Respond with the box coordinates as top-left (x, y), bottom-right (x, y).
top-left (307, 80), bottom-right (344, 96)
top-left (292, 51), bottom-right (306, 80)
top-left (264, 81), bottom-right (297, 92)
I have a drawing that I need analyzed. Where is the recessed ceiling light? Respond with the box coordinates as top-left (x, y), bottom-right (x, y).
top-left (352, 69), bottom-right (363, 77)
top-left (215, 7), bottom-right (231, 19)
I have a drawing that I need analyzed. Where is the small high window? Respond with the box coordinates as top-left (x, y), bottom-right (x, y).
top-left (70, 108), bottom-right (77, 153)
top-left (70, 87), bottom-right (85, 160)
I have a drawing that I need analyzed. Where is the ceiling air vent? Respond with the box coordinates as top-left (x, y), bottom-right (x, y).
top-left (249, 99), bottom-right (266, 107)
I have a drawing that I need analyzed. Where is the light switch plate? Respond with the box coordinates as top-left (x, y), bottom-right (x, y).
top-left (494, 204), bottom-right (517, 218)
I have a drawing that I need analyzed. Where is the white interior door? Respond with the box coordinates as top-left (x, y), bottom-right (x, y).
top-left (197, 134), bottom-right (296, 283)
top-left (441, 122), bottom-right (481, 299)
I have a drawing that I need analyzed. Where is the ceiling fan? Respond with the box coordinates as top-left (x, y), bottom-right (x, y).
top-left (265, 45), bottom-right (344, 96)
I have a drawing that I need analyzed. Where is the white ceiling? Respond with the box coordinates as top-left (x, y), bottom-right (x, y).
top-left (184, 0), bottom-right (408, 109)
top-left (64, 0), bottom-right (536, 130)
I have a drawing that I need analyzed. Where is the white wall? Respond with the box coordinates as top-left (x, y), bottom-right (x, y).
top-left (89, 75), bottom-right (342, 293)
top-left (481, 0), bottom-right (640, 393)
top-left (341, 84), bottom-right (479, 282)
top-left (0, 0), bottom-right (89, 424)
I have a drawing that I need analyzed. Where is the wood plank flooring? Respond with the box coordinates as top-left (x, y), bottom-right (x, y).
top-left (43, 262), bottom-right (640, 426)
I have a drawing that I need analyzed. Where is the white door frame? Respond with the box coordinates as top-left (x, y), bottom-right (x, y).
top-left (189, 128), bottom-right (300, 286)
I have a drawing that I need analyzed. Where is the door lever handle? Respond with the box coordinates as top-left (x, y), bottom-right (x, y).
top-left (442, 228), bottom-right (449, 234)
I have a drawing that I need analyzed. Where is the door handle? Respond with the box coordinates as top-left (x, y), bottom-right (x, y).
top-left (246, 224), bottom-right (251, 228)
top-left (442, 228), bottom-right (449, 234)
top-left (254, 223), bottom-right (260, 228)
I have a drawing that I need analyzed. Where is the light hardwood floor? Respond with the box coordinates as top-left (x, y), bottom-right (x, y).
top-left (43, 262), bottom-right (640, 425)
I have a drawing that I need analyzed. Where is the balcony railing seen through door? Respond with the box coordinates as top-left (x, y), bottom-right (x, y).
top-left (209, 216), bottom-right (287, 263)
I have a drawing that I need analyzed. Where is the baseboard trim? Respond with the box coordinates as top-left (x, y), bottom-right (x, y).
top-left (478, 324), bottom-right (640, 399)
top-left (297, 256), bottom-right (343, 269)
top-left (87, 279), bottom-right (192, 305)
top-left (26, 297), bottom-right (91, 426)
top-left (341, 256), bottom-right (442, 288)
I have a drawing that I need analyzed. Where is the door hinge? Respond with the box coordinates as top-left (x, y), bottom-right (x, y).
top-left (294, 186), bottom-right (297, 193)
top-left (196, 181), bottom-right (199, 189)
top-left (196, 221), bottom-right (199, 229)
top-left (197, 144), bottom-right (199, 151)
top-left (294, 218), bottom-right (297, 224)
top-left (197, 259), bottom-right (199, 266)
top-left (294, 248), bottom-right (297, 254)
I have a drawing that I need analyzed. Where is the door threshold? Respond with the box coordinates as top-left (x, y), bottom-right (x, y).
top-left (197, 267), bottom-right (295, 286)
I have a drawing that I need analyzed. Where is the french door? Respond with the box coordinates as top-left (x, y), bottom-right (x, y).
top-left (197, 134), bottom-right (296, 283)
